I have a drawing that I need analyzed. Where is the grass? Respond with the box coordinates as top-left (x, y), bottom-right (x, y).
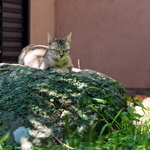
top-left (1, 96), bottom-right (150, 150)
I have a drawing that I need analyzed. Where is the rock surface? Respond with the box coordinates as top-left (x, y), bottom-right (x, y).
top-left (0, 63), bottom-right (127, 148)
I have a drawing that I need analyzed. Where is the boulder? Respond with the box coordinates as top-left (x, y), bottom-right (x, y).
top-left (0, 63), bottom-right (127, 149)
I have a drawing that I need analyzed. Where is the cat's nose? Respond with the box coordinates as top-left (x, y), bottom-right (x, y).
top-left (59, 52), bottom-right (63, 58)
top-left (60, 54), bottom-right (63, 58)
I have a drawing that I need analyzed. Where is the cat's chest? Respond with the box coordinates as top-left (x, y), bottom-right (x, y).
top-left (54, 58), bottom-right (68, 67)
top-left (46, 51), bottom-right (70, 68)
top-left (47, 57), bottom-right (68, 68)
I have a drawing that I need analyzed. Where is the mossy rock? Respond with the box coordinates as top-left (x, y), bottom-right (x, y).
top-left (0, 64), bottom-right (127, 148)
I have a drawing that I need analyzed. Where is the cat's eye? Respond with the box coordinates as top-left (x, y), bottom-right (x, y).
top-left (51, 49), bottom-right (59, 52)
top-left (50, 49), bottom-right (56, 52)
top-left (64, 49), bottom-right (69, 53)
top-left (56, 50), bottom-right (60, 53)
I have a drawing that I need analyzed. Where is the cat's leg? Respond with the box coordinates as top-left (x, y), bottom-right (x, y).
top-left (67, 64), bottom-right (73, 73)
top-left (38, 58), bottom-right (47, 70)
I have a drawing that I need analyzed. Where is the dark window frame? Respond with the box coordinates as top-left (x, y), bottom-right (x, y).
top-left (0, 0), bottom-right (29, 63)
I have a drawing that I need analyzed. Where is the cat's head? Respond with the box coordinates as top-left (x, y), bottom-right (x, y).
top-left (48, 33), bottom-right (72, 59)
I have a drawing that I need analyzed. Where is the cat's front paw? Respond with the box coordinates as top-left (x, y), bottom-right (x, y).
top-left (49, 68), bottom-right (70, 73)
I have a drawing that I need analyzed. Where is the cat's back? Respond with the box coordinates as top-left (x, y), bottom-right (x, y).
top-left (18, 44), bottom-right (49, 65)
top-left (20, 44), bottom-right (49, 56)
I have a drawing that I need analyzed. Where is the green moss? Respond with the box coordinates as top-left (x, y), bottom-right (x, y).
top-left (0, 64), bottom-right (127, 141)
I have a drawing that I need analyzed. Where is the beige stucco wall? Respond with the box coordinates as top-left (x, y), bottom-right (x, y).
top-left (56, 0), bottom-right (150, 89)
top-left (30, 0), bottom-right (55, 45)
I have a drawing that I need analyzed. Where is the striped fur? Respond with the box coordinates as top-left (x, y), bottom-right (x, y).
top-left (18, 33), bottom-right (73, 72)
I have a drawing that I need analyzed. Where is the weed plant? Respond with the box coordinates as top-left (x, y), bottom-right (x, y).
top-left (1, 96), bottom-right (150, 150)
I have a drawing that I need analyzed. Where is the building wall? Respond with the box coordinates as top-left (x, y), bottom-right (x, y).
top-left (56, 0), bottom-right (150, 89)
top-left (30, 0), bottom-right (150, 90)
top-left (30, 0), bottom-right (55, 45)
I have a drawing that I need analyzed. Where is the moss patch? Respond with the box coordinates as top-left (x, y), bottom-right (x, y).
top-left (0, 64), bottom-right (127, 146)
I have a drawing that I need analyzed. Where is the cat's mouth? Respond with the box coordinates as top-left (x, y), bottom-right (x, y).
top-left (54, 55), bottom-right (64, 60)
top-left (60, 55), bottom-right (64, 59)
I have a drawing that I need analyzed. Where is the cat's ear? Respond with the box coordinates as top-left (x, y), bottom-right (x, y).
top-left (47, 33), bottom-right (54, 44)
top-left (66, 32), bottom-right (72, 43)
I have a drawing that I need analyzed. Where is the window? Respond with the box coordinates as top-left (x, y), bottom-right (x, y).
top-left (0, 0), bottom-right (28, 63)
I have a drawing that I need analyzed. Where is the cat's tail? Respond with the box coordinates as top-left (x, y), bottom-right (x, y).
top-left (18, 55), bottom-right (24, 65)
top-left (18, 52), bottom-right (25, 65)
top-left (18, 48), bottom-right (26, 65)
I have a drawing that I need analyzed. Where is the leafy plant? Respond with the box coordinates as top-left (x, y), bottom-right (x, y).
top-left (2, 64), bottom-right (145, 149)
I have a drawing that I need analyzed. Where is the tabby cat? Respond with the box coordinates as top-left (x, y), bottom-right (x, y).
top-left (18, 33), bottom-right (73, 72)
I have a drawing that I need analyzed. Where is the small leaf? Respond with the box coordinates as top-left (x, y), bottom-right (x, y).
top-left (134, 100), bottom-right (145, 109)
top-left (91, 98), bottom-right (113, 104)
top-left (0, 133), bottom-right (10, 143)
